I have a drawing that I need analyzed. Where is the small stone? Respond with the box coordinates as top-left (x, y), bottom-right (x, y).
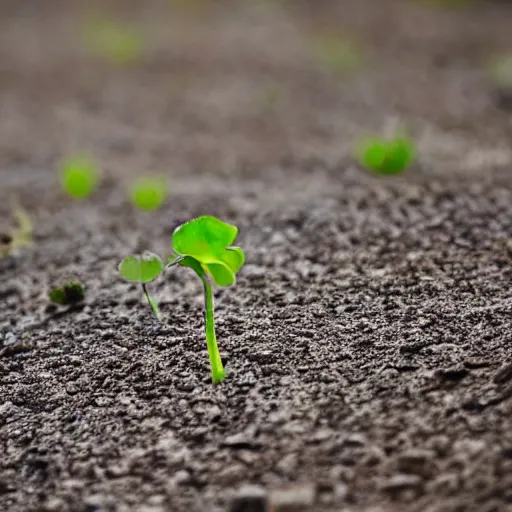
top-left (311, 428), bottom-right (334, 443)
top-left (169, 469), bottom-right (191, 487)
top-left (229, 485), bottom-right (268, 512)
top-left (270, 484), bottom-right (316, 511)
top-left (244, 265), bottom-right (266, 279)
top-left (3, 332), bottom-right (18, 346)
top-left (208, 405), bottom-right (222, 421)
top-left (430, 472), bottom-right (460, 495)
top-left (381, 474), bottom-right (423, 493)
top-left (43, 497), bottom-right (65, 511)
top-left (276, 453), bottom-right (298, 475)
top-left (223, 432), bottom-right (260, 450)
top-left (0, 338), bottom-right (34, 357)
top-left (218, 463), bottom-right (246, 482)
top-left (397, 449), bottom-right (435, 476)
top-left (453, 438), bottom-right (486, 457)
top-left (343, 433), bottom-right (366, 447)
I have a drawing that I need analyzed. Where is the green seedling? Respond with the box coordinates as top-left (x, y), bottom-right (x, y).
top-left (83, 19), bottom-right (143, 65)
top-left (356, 135), bottom-right (415, 175)
top-left (49, 281), bottom-right (85, 306)
top-left (60, 155), bottom-right (98, 199)
top-left (117, 216), bottom-right (245, 384)
top-left (118, 251), bottom-right (164, 318)
top-left (130, 176), bottom-right (168, 211)
top-left (168, 216), bottom-right (245, 383)
top-left (311, 34), bottom-right (363, 74)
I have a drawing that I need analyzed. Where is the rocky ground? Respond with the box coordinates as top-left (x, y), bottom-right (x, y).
top-left (1, 1), bottom-right (512, 511)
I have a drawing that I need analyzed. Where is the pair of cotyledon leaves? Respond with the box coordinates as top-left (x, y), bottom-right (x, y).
top-left (357, 136), bottom-right (415, 175)
top-left (119, 216), bottom-right (245, 287)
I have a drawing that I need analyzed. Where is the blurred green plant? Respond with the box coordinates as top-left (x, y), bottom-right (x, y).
top-left (0, 199), bottom-right (32, 259)
top-left (83, 19), bottom-right (143, 65)
top-left (49, 281), bottom-right (86, 306)
top-left (311, 34), bottom-right (363, 74)
top-left (60, 155), bottom-right (99, 199)
top-left (489, 54), bottom-right (512, 88)
top-left (130, 176), bottom-right (168, 211)
top-left (257, 82), bottom-right (285, 114)
top-left (356, 135), bottom-right (415, 175)
top-left (411, 0), bottom-right (473, 9)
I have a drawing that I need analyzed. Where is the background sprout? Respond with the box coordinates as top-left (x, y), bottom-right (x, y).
top-left (311, 34), bottom-right (363, 74)
top-left (83, 19), bottom-right (143, 65)
top-left (60, 155), bottom-right (99, 199)
top-left (169, 216), bottom-right (245, 384)
top-left (0, 199), bottom-right (32, 258)
top-left (118, 251), bottom-right (163, 318)
top-left (489, 54), bottom-right (512, 88)
top-left (130, 176), bottom-right (168, 211)
top-left (356, 135), bottom-right (415, 175)
top-left (49, 281), bottom-right (85, 306)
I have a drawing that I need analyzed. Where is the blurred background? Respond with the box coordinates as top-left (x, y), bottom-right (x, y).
top-left (1, 0), bottom-right (512, 182)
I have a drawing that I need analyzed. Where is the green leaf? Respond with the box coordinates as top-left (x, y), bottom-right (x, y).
top-left (83, 19), bottom-right (143, 65)
top-left (172, 217), bottom-right (245, 287)
top-left (60, 155), bottom-right (98, 199)
top-left (172, 216), bottom-right (238, 262)
top-left (130, 176), bottom-right (167, 211)
top-left (145, 291), bottom-right (161, 319)
top-left (205, 262), bottom-right (236, 287)
top-left (220, 246), bottom-right (245, 273)
top-left (118, 251), bottom-right (164, 283)
top-left (358, 138), bottom-right (387, 170)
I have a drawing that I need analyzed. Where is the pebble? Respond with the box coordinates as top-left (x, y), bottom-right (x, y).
top-left (2, 332), bottom-right (18, 346)
top-left (169, 469), bottom-right (191, 487)
top-left (276, 453), bottom-right (298, 475)
top-left (269, 484), bottom-right (316, 511)
top-left (223, 432), bottom-right (259, 450)
top-left (229, 485), bottom-right (268, 512)
top-left (397, 449), bottom-right (435, 475)
top-left (381, 474), bottom-right (423, 492)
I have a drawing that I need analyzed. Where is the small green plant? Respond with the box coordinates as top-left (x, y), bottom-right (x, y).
top-left (118, 251), bottom-right (164, 318)
top-left (311, 34), bottom-right (363, 74)
top-left (257, 82), bottom-right (285, 114)
top-left (83, 19), bottom-right (143, 65)
top-left (489, 54), bottom-right (512, 88)
top-left (49, 281), bottom-right (86, 305)
top-left (356, 135), bottom-right (415, 175)
top-left (117, 216), bottom-right (245, 384)
top-left (411, 0), bottom-right (472, 9)
top-left (130, 176), bottom-right (168, 211)
top-left (0, 199), bottom-right (33, 259)
top-left (60, 155), bottom-right (98, 199)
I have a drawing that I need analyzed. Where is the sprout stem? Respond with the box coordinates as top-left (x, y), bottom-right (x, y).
top-left (182, 257), bottom-right (225, 384)
top-left (142, 283), bottom-right (160, 319)
top-left (200, 274), bottom-right (225, 384)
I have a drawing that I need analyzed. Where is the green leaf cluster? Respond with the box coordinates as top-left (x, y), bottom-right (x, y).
top-left (130, 176), bottom-right (167, 211)
top-left (49, 281), bottom-right (85, 305)
top-left (172, 216), bottom-right (245, 286)
top-left (356, 136), bottom-right (415, 175)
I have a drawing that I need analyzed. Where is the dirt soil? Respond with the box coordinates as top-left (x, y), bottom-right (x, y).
top-left (1, 1), bottom-right (512, 511)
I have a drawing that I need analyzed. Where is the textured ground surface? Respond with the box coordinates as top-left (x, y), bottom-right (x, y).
top-left (1, 1), bottom-right (512, 511)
